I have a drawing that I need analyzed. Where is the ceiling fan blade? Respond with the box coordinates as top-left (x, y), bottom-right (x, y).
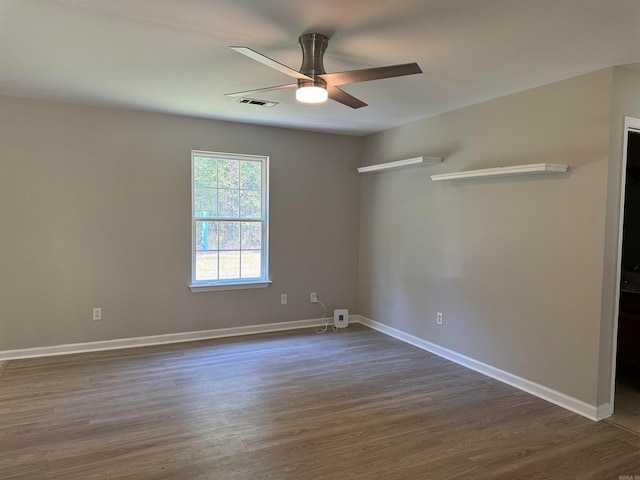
top-left (327, 86), bottom-right (368, 109)
top-left (230, 47), bottom-right (312, 81)
top-left (225, 83), bottom-right (297, 98)
top-left (319, 63), bottom-right (422, 86)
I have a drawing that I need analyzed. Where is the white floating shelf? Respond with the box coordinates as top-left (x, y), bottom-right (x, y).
top-left (357, 156), bottom-right (442, 174)
top-left (430, 163), bottom-right (568, 182)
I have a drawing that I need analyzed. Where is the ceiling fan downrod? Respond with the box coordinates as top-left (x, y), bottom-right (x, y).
top-left (297, 33), bottom-right (328, 90)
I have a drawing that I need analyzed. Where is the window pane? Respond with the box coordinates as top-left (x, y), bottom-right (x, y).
top-left (219, 221), bottom-right (240, 250)
top-left (241, 222), bottom-right (261, 250)
top-left (240, 161), bottom-right (261, 190)
top-left (218, 159), bottom-right (239, 189)
top-left (195, 221), bottom-right (218, 251)
top-left (194, 157), bottom-right (217, 187)
top-left (195, 251), bottom-right (219, 281)
top-left (219, 250), bottom-right (240, 279)
top-left (194, 187), bottom-right (217, 217)
top-left (241, 250), bottom-right (261, 278)
top-left (218, 189), bottom-right (239, 218)
top-left (192, 151), bottom-right (268, 286)
top-left (239, 190), bottom-right (261, 219)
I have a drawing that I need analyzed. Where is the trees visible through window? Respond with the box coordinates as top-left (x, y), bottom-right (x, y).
top-left (191, 151), bottom-right (269, 290)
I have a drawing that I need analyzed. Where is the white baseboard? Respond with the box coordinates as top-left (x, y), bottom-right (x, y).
top-left (0, 313), bottom-right (605, 422)
top-left (0, 317), bottom-right (331, 361)
top-left (596, 402), bottom-right (613, 421)
top-left (356, 315), bottom-right (601, 422)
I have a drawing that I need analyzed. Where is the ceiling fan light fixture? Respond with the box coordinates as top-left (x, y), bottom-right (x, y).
top-left (296, 85), bottom-right (328, 104)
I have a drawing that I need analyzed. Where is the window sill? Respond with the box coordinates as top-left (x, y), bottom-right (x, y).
top-left (189, 280), bottom-right (272, 293)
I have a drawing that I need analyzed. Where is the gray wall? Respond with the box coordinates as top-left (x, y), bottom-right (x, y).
top-left (358, 69), bottom-right (614, 405)
top-left (0, 96), bottom-right (362, 350)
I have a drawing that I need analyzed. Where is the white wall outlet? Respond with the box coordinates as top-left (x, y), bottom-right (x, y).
top-left (93, 307), bottom-right (102, 321)
top-left (281, 294), bottom-right (287, 305)
top-left (310, 292), bottom-right (317, 303)
top-left (334, 309), bottom-right (349, 328)
top-left (436, 312), bottom-right (443, 325)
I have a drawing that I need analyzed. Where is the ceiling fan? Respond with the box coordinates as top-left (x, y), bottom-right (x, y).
top-left (226, 33), bottom-right (422, 109)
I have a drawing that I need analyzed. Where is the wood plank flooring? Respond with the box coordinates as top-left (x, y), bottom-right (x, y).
top-left (1, 324), bottom-right (639, 479)
top-left (607, 371), bottom-right (640, 435)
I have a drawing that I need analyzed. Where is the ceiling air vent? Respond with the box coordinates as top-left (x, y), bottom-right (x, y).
top-left (237, 97), bottom-right (278, 108)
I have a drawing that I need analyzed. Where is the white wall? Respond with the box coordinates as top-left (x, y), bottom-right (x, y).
top-left (358, 69), bottom-right (614, 405)
top-left (0, 96), bottom-right (362, 350)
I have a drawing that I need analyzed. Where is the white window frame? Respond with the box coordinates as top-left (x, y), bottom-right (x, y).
top-left (189, 150), bottom-right (270, 292)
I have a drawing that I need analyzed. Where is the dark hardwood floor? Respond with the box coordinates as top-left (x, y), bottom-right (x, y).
top-left (1, 324), bottom-right (639, 479)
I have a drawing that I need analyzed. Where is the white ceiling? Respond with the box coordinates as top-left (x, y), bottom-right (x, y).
top-left (1, 0), bottom-right (639, 136)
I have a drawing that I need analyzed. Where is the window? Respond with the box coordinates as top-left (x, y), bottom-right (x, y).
top-left (190, 151), bottom-right (269, 291)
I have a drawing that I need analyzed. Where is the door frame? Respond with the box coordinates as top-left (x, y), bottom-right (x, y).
top-left (609, 116), bottom-right (640, 413)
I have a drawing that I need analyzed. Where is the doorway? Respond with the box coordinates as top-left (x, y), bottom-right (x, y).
top-left (610, 118), bottom-right (640, 433)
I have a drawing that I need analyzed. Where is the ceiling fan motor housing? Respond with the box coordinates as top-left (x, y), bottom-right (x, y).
top-left (298, 33), bottom-right (328, 89)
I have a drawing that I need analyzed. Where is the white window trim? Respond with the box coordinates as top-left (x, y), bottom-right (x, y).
top-left (189, 150), bottom-right (270, 291)
top-left (189, 280), bottom-right (272, 293)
